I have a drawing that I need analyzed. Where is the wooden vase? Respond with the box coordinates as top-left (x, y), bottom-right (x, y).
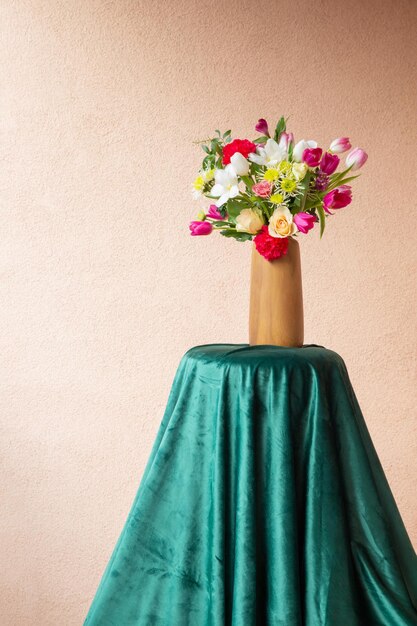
top-left (249, 238), bottom-right (304, 347)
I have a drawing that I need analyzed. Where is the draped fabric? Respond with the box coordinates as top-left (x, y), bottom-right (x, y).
top-left (84, 344), bottom-right (417, 625)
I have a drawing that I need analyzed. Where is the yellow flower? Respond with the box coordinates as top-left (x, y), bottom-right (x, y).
top-left (193, 175), bottom-right (205, 192)
top-left (292, 162), bottom-right (308, 181)
top-left (264, 168), bottom-right (280, 182)
top-left (278, 160), bottom-right (292, 174)
top-left (202, 169), bottom-right (215, 182)
top-left (280, 178), bottom-right (297, 194)
top-left (270, 193), bottom-right (284, 204)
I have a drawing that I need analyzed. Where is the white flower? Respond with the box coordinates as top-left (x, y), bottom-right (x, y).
top-left (249, 138), bottom-right (286, 167)
top-left (268, 206), bottom-right (297, 238)
top-left (236, 209), bottom-right (264, 234)
top-left (211, 165), bottom-right (239, 207)
top-left (292, 139), bottom-right (318, 162)
top-left (230, 152), bottom-right (250, 176)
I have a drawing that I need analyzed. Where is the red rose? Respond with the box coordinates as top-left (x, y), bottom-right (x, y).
top-left (222, 139), bottom-right (256, 165)
top-left (254, 226), bottom-right (289, 261)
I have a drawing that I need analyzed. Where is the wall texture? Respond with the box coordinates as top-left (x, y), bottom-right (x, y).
top-left (1, 1), bottom-right (416, 624)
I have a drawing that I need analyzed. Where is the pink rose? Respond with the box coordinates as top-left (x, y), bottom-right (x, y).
top-left (320, 152), bottom-right (340, 175)
top-left (302, 147), bottom-right (323, 168)
top-left (293, 212), bottom-right (316, 234)
top-left (252, 181), bottom-right (272, 198)
top-left (323, 185), bottom-right (352, 213)
top-left (329, 137), bottom-right (351, 153)
top-left (189, 220), bottom-right (213, 236)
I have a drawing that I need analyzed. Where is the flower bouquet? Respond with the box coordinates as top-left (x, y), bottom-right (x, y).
top-left (189, 117), bottom-right (367, 261)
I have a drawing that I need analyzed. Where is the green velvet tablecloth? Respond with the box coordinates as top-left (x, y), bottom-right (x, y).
top-left (84, 344), bottom-right (417, 625)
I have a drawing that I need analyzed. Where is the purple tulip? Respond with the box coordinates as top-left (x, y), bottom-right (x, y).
top-left (206, 204), bottom-right (226, 220)
top-left (294, 212), bottom-right (316, 234)
top-left (302, 147), bottom-right (323, 168)
top-left (255, 118), bottom-right (270, 136)
top-left (323, 185), bottom-right (352, 213)
top-left (189, 220), bottom-right (213, 236)
top-left (320, 152), bottom-right (340, 175)
top-left (329, 137), bottom-right (352, 154)
top-left (346, 148), bottom-right (368, 170)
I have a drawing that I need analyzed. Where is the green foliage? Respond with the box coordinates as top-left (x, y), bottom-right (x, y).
top-left (293, 171), bottom-right (311, 210)
top-left (253, 136), bottom-right (269, 144)
top-left (220, 229), bottom-right (253, 242)
top-left (273, 116), bottom-right (286, 142)
top-left (240, 176), bottom-right (254, 191)
top-left (226, 198), bottom-right (251, 219)
top-left (200, 129), bottom-right (232, 168)
top-left (316, 204), bottom-right (326, 238)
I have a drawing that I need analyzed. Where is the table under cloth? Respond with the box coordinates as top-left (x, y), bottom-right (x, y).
top-left (84, 344), bottom-right (417, 625)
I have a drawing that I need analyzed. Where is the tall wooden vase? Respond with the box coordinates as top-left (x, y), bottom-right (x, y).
top-left (249, 238), bottom-right (304, 347)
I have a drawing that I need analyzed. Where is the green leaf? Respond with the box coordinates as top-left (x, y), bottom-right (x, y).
top-left (210, 220), bottom-right (232, 228)
top-left (335, 175), bottom-right (359, 186)
top-left (220, 229), bottom-right (253, 242)
top-left (273, 116), bottom-right (286, 142)
top-left (226, 199), bottom-right (249, 218)
top-left (241, 175), bottom-right (254, 191)
top-left (294, 171), bottom-right (311, 210)
top-left (202, 155), bottom-right (213, 169)
top-left (223, 130), bottom-right (231, 138)
top-left (253, 136), bottom-right (268, 144)
top-left (316, 204), bottom-right (326, 238)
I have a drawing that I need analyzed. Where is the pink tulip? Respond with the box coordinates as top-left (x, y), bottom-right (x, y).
top-left (255, 118), bottom-right (270, 136)
top-left (346, 148), bottom-right (368, 170)
top-left (320, 152), bottom-right (340, 175)
top-left (206, 205), bottom-right (226, 220)
top-left (329, 137), bottom-right (351, 153)
top-left (323, 185), bottom-right (352, 213)
top-left (302, 147), bottom-right (323, 168)
top-left (294, 212), bottom-right (316, 234)
top-left (279, 131), bottom-right (294, 150)
top-left (189, 220), bottom-right (213, 236)
top-left (252, 180), bottom-right (272, 198)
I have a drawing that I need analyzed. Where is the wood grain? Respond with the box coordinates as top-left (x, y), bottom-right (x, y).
top-left (249, 238), bottom-right (304, 347)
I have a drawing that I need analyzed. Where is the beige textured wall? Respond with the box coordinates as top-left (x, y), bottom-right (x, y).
top-left (1, 1), bottom-right (416, 624)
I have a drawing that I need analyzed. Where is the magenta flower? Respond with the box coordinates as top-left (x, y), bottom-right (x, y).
top-left (294, 212), bottom-right (316, 234)
top-left (189, 220), bottom-right (213, 236)
top-left (320, 152), bottom-right (340, 175)
top-left (252, 180), bottom-right (272, 198)
top-left (346, 148), bottom-right (368, 170)
top-left (206, 205), bottom-right (226, 220)
top-left (323, 185), bottom-right (352, 213)
top-left (302, 147), bottom-right (323, 168)
top-left (255, 118), bottom-right (270, 136)
top-left (329, 137), bottom-right (352, 153)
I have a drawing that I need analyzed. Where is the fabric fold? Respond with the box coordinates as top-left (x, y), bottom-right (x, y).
top-left (84, 344), bottom-right (417, 626)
